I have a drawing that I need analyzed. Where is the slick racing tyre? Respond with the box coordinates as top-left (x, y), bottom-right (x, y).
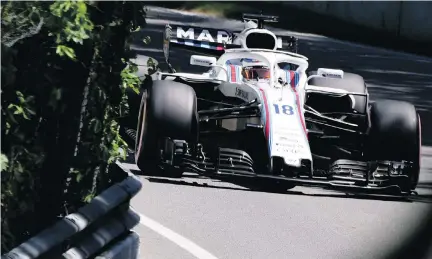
top-left (135, 80), bottom-right (198, 177)
top-left (366, 100), bottom-right (421, 191)
top-left (120, 75), bottom-right (154, 149)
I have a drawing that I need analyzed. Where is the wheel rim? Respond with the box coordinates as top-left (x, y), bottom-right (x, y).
top-left (135, 90), bottom-right (149, 163)
top-left (418, 114), bottom-right (422, 169)
top-left (412, 114), bottom-right (422, 189)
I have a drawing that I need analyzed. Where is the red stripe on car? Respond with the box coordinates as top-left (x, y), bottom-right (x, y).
top-left (230, 65), bottom-right (236, 82)
top-left (259, 88), bottom-right (270, 140)
top-left (289, 71), bottom-right (308, 139)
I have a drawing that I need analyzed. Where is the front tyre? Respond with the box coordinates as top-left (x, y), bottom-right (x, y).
top-left (135, 80), bottom-right (198, 177)
top-left (366, 100), bottom-right (421, 191)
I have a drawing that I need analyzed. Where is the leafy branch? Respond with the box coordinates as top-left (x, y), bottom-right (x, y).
top-left (1, 0), bottom-right (147, 253)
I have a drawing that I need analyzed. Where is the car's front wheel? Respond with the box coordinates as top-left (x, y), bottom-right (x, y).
top-left (135, 80), bottom-right (198, 177)
top-left (365, 100), bottom-right (421, 191)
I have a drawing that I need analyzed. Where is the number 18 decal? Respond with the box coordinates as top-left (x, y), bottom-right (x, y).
top-left (273, 104), bottom-right (294, 115)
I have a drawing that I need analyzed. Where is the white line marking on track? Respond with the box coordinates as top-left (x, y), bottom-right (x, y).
top-left (132, 208), bottom-right (220, 259)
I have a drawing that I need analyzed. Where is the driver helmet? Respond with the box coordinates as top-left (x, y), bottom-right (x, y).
top-left (241, 59), bottom-right (270, 80)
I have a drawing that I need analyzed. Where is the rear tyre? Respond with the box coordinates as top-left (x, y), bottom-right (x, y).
top-left (366, 100), bottom-right (421, 191)
top-left (135, 80), bottom-right (198, 177)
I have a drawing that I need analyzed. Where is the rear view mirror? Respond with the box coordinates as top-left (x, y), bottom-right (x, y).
top-left (317, 68), bottom-right (344, 79)
top-left (190, 55), bottom-right (217, 67)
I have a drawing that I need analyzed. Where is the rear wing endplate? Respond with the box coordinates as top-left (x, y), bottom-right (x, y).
top-left (163, 24), bottom-right (238, 72)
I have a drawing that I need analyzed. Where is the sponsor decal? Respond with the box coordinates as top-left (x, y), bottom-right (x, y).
top-left (176, 27), bottom-right (232, 44)
top-left (275, 142), bottom-right (305, 149)
top-left (278, 140), bottom-right (300, 146)
top-left (193, 58), bottom-right (212, 66)
top-left (274, 131), bottom-right (302, 138)
top-left (318, 68), bottom-right (344, 79)
top-left (278, 136), bottom-right (289, 141)
top-left (273, 134), bottom-right (303, 145)
top-left (322, 73), bottom-right (342, 78)
top-left (235, 87), bottom-right (249, 100)
top-left (177, 27), bottom-right (194, 40)
top-left (278, 132), bottom-right (302, 138)
top-left (275, 146), bottom-right (300, 154)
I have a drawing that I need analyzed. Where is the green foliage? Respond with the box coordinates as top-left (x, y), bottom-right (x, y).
top-left (121, 61), bottom-right (141, 94)
top-left (49, 1), bottom-right (94, 60)
top-left (1, 0), bottom-right (147, 253)
top-left (1, 154), bottom-right (9, 172)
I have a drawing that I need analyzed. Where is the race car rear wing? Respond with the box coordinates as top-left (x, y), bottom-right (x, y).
top-left (163, 24), bottom-right (235, 72)
top-left (164, 24), bottom-right (298, 53)
top-left (164, 24), bottom-right (234, 53)
top-left (163, 23), bottom-right (298, 73)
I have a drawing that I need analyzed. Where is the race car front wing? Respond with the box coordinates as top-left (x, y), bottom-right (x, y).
top-left (160, 138), bottom-right (415, 195)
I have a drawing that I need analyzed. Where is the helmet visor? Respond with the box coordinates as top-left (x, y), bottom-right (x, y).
top-left (243, 68), bottom-right (270, 80)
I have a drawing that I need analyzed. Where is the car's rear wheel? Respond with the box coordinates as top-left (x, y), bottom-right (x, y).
top-left (365, 100), bottom-right (421, 191)
top-left (135, 80), bottom-right (198, 177)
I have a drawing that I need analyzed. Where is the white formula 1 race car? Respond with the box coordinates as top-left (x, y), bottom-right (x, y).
top-left (123, 13), bottom-right (422, 195)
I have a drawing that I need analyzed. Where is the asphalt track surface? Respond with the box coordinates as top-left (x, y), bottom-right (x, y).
top-left (122, 6), bottom-right (432, 259)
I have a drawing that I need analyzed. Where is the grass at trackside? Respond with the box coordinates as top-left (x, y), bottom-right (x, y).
top-left (148, 1), bottom-right (431, 57)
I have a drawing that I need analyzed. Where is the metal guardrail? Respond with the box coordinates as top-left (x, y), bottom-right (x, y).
top-left (2, 165), bottom-right (142, 259)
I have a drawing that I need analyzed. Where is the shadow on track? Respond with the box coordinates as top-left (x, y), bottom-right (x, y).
top-left (130, 166), bottom-right (432, 204)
